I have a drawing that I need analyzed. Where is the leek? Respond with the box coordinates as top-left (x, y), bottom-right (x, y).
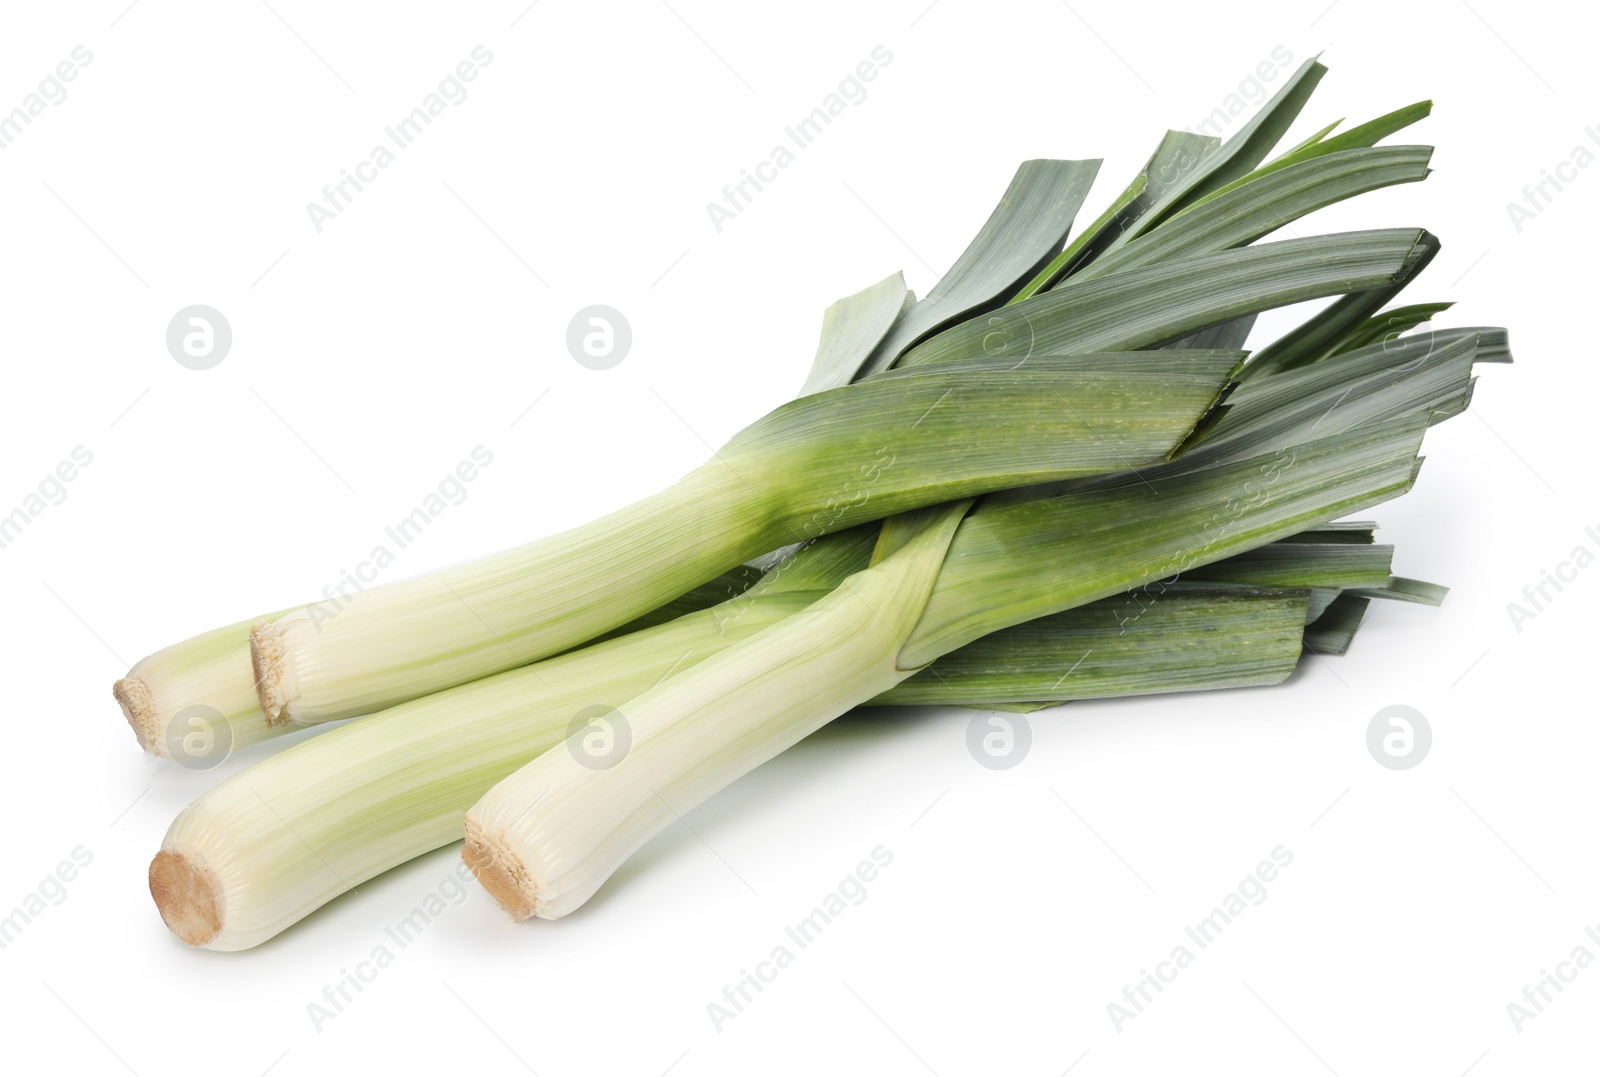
top-left (149, 522), bottom-right (1403, 949)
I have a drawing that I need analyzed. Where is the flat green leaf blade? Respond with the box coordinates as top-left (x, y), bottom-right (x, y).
top-left (1193, 331), bottom-right (1483, 463)
top-left (1012, 173), bottom-right (1147, 301)
top-left (1279, 521), bottom-right (1377, 544)
top-left (1084, 56), bottom-right (1328, 262)
top-left (1239, 238), bottom-right (1443, 382)
top-left (881, 585), bottom-right (1310, 705)
top-left (862, 349), bottom-right (1248, 383)
top-left (1472, 328), bottom-right (1514, 363)
top-left (1187, 101), bottom-right (1433, 212)
top-left (1263, 118), bottom-right (1344, 165)
top-left (1047, 132), bottom-right (1216, 277)
top-left (798, 272), bottom-right (913, 396)
top-left (859, 159), bottom-right (1102, 374)
top-left (1303, 593), bottom-right (1372, 654)
top-left (1224, 328), bottom-right (1482, 408)
top-left (1162, 313), bottom-right (1257, 353)
top-left (881, 520), bottom-right (1401, 707)
top-left (1328, 302), bottom-right (1454, 355)
top-left (1072, 146), bottom-right (1434, 283)
top-left (728, 352), bottom-right (1243, 538)
top-left (899, 229), bottom-right (1438, 367)
top-left (1351, 575), bottom-right (1449, 605)
top-left (1303, 588), bottom-right (1345, 622)
top-left (1159, 57), bottom-right (1330, 218)
top-left (1305, 100), bottom-right (1433, 156)
top-left (1184, 542), bottom-right (1395, 591)
top-left (909, 415), bottom-right (1429, 657)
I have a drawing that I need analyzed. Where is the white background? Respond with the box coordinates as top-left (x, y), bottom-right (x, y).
top-left (1, 1), bottom-right (1595, 1073)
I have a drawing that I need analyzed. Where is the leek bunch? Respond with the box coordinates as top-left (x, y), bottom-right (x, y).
top-left (128, 59), bottom-right (1511, 948)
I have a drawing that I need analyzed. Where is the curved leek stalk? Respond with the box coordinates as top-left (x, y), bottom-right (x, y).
top-left (114, 567), bottom-right (762, 763)
top-left (114, 266), bottom-right (915, 762)
top-left (250, 356), bottom-right (1237, 725)
top-left (113, 611), bottom-right (293, 760)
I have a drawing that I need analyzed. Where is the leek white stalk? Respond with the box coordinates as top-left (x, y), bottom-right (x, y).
top-left (251, 355), bottom-right (1242, 725)
top-left (151, 519), bottom-right (888, 947)
top-left (463, 504), bottom-right (970, 920)
top-left (115, 566), bottom-right (764, 763)
top-left (114, 611), bottom-right (292, 760)
top-left (149, 525), bottom-right (1389, 948)
top-left (150, 591), bottom-right (817, 950)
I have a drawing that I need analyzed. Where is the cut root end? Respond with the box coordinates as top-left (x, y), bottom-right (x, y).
top-left (462, 819), bottom-right (537, 922)
top-left (249, 620), bottom-right (290, 726)
top-left (113, 677), bottom-right (160, 755)
top-left (149, 849), bottom-right (222, 947)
